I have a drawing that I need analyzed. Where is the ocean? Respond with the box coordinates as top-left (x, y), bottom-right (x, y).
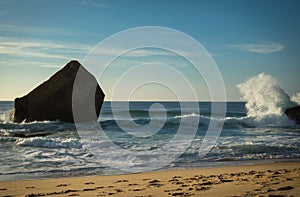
top-left (0, 101), bottom-right (299, 181)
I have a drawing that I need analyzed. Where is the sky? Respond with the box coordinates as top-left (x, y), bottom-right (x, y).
top-left (0, 0), bottom-right (300, 101)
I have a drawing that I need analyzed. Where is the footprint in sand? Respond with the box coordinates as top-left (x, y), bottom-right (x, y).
top-left (168, 178), bottom-right (180, 183)
top-left (249, 170), bottom-right (257, 175)
top-left (148, 179), bottom-right (160, 183)
top-left (273, 171), bottom-right (281, 175)
top-left (219, 179), bottom-right (234, 183)
top-left (267, 188), bottom-right (275, 192)
top-left (83, 186), bottom-right (106, 191)
top-left (171, 191), bottom-right (193, 196)
top-left (129, 188), bottom-right (145, 191)
top-left (148, 180), bottom-right (164, 187)
top-left (83, 188), bottom-right (97, 191)
top-left (85, 182), bottom-right (95, 185)
top-left (172, 176), bottom-right (182, 178)
top-left (134, 195), bottom-right (153, 197)
top-left (56, 184), bottom-right (68, 187)
top-left (195, 186), bottom-right (210, 191)
top-left (115, 179), bottom-right (128, 183)
top-left (277, 186), bottom-right (294, 191)
top-left (128, 183), bottom-right (138, 186)
top-left (114, 189), bottom-right (123, 193)
top-left (181, 184), bottom-right (189, 187)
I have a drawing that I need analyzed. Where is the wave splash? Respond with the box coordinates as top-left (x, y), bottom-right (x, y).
top-left (291, 92), bottom-right (300, 105)
top-left (0, 110), bottom-right (14, 123)
top-left (237, 73), bottom-right (299, 126)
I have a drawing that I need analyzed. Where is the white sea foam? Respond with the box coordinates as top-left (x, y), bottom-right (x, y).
top-left (237, 73), bottom-right (297, 126)
top-left (0, 110), bottom-right (14, 123)
top-left (291, 92), bottom-right (300, 105)
top-left (174, 113), bottom-right (200, 119)
top-left (16, 138), bottom-right (82, 149)
top-left (0, 129), bottom-right (29, 136)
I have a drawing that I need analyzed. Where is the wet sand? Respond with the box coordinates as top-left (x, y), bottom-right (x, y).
top-left (0, 161), bottom-right (299, 197)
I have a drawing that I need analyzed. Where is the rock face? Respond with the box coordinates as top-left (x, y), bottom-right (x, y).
top-left (13, 60), bottom-right (105, 123)
top-left (285, 106), bottom-right (300, 124)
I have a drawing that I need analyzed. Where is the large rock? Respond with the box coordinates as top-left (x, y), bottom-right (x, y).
top-left (285, 106), bottom-right (300, 124)
top-left (13, 60), bottom-right (105, 123)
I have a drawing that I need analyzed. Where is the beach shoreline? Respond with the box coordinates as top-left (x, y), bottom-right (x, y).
top-left (1, 160), bottom-right (299, 197)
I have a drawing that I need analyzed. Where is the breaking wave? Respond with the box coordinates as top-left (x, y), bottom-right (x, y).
top-left (237, 73), bottom-right (299, 126)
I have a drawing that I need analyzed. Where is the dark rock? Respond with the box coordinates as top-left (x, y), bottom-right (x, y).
top-left (13, 60), bottom-right (105, 123)
top-left (285, 106), bottom-right (300, 124)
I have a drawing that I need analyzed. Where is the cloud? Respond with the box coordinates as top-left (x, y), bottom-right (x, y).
top-left (88, 45), bottom-right (205, 59)
top-left (87, 46), bottom-right (177, 58)
top-left (0, 37), bottom-right (186, 68)
top-left (0, 23), bottom-right (77, 36)
top-left (0, 23), bottom-right (102, 39)
top-left (0, 59), bottom-right (63, 68)
top-left (77, 0), bottom-right (110, 8)
top-left (119, 48), bottom-right (180, 57)
top-left (0, 37), bottom-right (93, 65)
top-left (39, 64), bottom-right (63, 68)
top-left (230, 42), bottom-right (284, 54)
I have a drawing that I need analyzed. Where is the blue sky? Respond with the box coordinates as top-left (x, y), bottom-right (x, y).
top-left (0, 0), bottom-right (300, 101)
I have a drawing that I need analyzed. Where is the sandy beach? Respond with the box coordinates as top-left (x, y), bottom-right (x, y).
top-left (1, 161), bottom-right (299, 197)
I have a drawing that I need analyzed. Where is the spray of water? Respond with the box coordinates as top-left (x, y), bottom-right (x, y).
top-left (237, 73), bottom-right (297, 124)
top-left (0, 109), bottom-right (14, 123)
top-left (291, 92), bottom-right (300, 105)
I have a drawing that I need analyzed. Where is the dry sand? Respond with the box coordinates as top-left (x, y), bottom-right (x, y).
top-left (0, 161), bottom-right (299, 197)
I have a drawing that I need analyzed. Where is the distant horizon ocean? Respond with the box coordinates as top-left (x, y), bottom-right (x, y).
top-left (1, 100), bottom-right (300, 181)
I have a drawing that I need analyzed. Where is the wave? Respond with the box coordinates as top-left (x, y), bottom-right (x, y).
top-left (291, 92), bottom-right (300, 105)
top-left (0, 110), bottom-right (14, 123)
top-left (174, 113), bottom-right (200, 119)
top-left (16, 137), bottom-right (82, 149)
top-left (99, 113), bottom-right (256, 131)
top-left (99, 113), bottom-right (297, 132)
top-left (108, 109), bottom-right (183, 118)
top-left (0, 119), bottom-right (76, 139)
top-left (237, 73), bottom-right (299, 127)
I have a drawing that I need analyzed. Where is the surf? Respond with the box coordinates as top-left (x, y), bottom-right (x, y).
top-left (237, 73), bottom-right (299, 127)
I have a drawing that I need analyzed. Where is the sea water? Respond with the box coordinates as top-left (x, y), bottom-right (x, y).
top-left (1, 74), bottom-right (300, 180)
